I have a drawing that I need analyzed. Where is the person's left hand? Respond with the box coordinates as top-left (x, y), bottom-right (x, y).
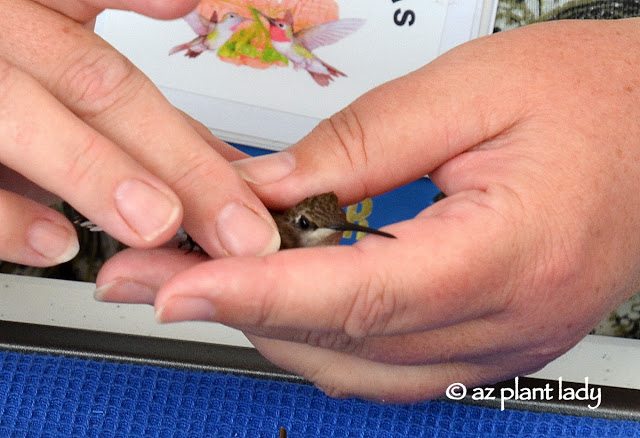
top-left (0, 0), bottom-right (281, 268)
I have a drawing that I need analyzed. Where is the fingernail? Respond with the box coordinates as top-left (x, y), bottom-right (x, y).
top-left (233, 152), bottom-right (295, 185)
top-left (115, 179), bottom-right (181, 242)
top-left (156, 297), bottom-right (216, 323)
top-left (216, 202), bottom-right (280, 256)
top-left (94, 279), bottom-right (156, 304)
top-left (27, 219), bottom-right (79, 264)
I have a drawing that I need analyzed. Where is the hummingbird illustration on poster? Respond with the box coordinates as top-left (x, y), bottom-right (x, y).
top-left (255, 9), bottom-right (365, 86)
top-left (169, 10), bottom-right (248, 57)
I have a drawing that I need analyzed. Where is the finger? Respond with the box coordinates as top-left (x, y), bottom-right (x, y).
top-left (95, 247), bottom-right (204, 304)
top-left (177, 109), bottom-right (249, 162)
top-left (96, 243), bottom-right (549, 404)
top-left (2, 0), bottom-right (280, 257)
top-left (232, 33), bottom-right (528, 208)
top-left (150, 196), bottom-right (518, 337)
top-left (33, 0), bottom-right (202, 23)
top-left (248, 335), bottom-right (512, 403)
top-left (0, 57), bottom-right (182, 248)
top-left (280, 314), bottom-right (575, 369)
top-left (0, 165), bottom-right (60, 205)
top-left (0, 189), bottom-right (78, 267)
top-left (192, 278), bottom-right (581, 369)
top-left (237, 319), bottom-right (521, 367)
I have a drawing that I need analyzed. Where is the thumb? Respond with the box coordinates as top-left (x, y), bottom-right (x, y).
top-left (233, 34), bottom-right (525, 208)
top-left (54, 0), bottom-right (202, 23)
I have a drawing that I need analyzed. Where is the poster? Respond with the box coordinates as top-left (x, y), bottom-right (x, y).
top-left (97, 0), bottom-right (497, 148)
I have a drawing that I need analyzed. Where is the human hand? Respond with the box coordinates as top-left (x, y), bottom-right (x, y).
top-left (0, 0), bottom-right (280, 267)
top-left (96, 19), bottom-right (640, 402)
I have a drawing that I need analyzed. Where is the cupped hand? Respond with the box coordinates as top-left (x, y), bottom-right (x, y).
top-left (96, 19), bottom-right (640, 402)
top-left (0, 0), bottom-right (280, 267)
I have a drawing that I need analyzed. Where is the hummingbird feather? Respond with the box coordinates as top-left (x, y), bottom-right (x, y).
top-left (182, 10), bottom-right (215, 36)
top-left (296, 18), bottom-right (365, 52)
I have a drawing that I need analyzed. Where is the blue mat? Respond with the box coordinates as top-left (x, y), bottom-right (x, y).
top-left (1, 350), bottom-right (639, 437)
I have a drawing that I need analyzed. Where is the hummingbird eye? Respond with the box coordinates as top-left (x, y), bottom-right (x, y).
top-left (297, 215), bottom-right (313, 230)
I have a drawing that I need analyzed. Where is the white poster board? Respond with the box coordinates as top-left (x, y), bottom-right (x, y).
top-left (97, 0), bottom-right (498, 149)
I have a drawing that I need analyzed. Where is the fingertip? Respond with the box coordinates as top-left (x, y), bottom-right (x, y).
top-left (95, 246), bottom-right (209, 304)
top-left (155, 297), bottom-right (216, 324)
top-left (26, 218), bottom-right (79, 266)
top-left (94, 279), bottom-right (156, 304)
top-left (113, 178), bottom-right (183, 246)
top-left (115, 0), bottom-right (202, 20)
top-left (232, 152), bottom-right (296, 186)
top-left (0, 191), bottom-right (79, 268)
top-left (215, 202), bottom-right (281, 257)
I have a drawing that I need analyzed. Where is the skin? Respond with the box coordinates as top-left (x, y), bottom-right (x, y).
top-left (0, 0), bottom-right (281, 268)
top-left (7, 2), bottom-right (640, 402)
top-left (96, 17), bottom-right (640, 403)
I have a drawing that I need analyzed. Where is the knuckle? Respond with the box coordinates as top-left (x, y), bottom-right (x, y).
top-left (538, 239), bottom-right (581, 292)
top-left (64, 131), bottom-right (110, 187)
top-left (315, 382), bottom-right (351, 400)
top-left (303, 331), bottom-right (363, 354)
top-left (305, 366), bottom-right (352, 399)
top-left (162, 153), bottom-right (216, 193)
top-left (342, 272), bottom-right (397, 338)
top-left (316, 105), bottom-right (371, 175)
top-left (0, 63), bottom-right (32, 147)
top-left (0, 59), bottom-right (17, 105)
top-left (507, 216), bottom-right (583, 316)
top-left (246, 257), bottom-right (288, 329)
top-left (56, 46), bottom-right (140, 119)
top-left (0, 62), bottom-right (34, 133)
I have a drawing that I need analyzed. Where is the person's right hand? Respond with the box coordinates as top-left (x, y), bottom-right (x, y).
top-left (0, 0), bottom-right (281, 267)
top-left (94, 18), bottom-right (640, 403)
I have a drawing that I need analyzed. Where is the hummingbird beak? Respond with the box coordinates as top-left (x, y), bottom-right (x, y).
top-left (327, 222), bottom-right (396, 239)
top-left (255, 9), bottom-right (276, 25)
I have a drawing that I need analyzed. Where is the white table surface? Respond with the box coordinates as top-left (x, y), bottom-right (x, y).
top-left (1, 273), bottom-right (639, 390)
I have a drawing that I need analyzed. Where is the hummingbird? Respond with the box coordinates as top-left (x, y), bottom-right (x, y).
top-left (271, 192), bottom-right (395, 249)
top-left (65, 193), bottom-right (394, 253)
top-left (255, 9), bottom-right (365, 86)
top-left (169, 10), bottom-right (248, 58)
top-left (179, 192), bottom-right (394, 250)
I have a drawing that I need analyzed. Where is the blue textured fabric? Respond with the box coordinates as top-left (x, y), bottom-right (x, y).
top-left (1, 350), bottom-right (638, 438)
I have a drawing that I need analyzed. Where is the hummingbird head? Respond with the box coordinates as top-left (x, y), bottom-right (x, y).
top-left (255, 9), bottom-right (293, 42)
top-left (270, 192), bottom-right (396, 249)
top-left (219, 12), bottom-right (249, 30)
